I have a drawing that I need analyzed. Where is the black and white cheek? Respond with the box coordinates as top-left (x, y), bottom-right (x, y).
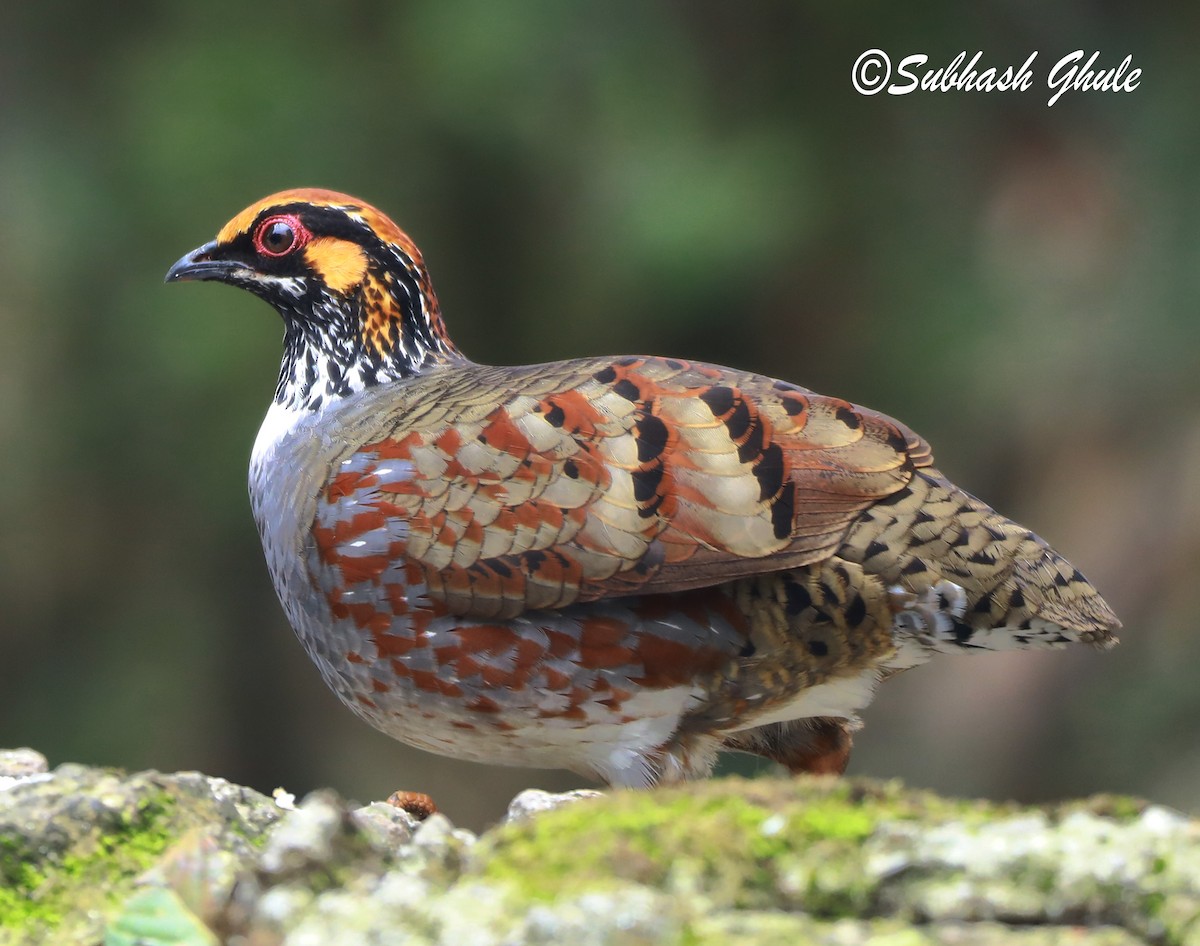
top-left (230, 271), bottom-right (308, 299)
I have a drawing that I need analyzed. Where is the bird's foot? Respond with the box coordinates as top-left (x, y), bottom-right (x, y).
top-left (889, 580), bottom-right (968, 637)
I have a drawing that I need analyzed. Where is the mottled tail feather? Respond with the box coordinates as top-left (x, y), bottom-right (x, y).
top-left (840, 468), bottom-right (1120, 654)
top-left (1010, 547), bottom-right (1121, 644)
top-left (958, 541), bottom-right (1121, 651)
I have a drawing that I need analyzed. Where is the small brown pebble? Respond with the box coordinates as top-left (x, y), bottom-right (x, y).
top-left (386, 790), bottom-right (438, 820)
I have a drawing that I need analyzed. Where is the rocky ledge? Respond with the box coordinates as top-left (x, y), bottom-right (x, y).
top-left (0, 748), bottom-right (1196, 945)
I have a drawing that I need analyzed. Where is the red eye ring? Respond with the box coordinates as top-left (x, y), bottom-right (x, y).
top-left (253, 214), bottom-right (311, 258)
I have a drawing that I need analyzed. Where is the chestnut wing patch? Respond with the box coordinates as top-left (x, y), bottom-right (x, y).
top-left (314, 357), bottom-right (931, 619)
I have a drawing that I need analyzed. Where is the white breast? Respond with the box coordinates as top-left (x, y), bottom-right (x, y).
top-left (251, 402), bottom-right (308, 579)
top-left (248, 399), bottom-right (347, 644)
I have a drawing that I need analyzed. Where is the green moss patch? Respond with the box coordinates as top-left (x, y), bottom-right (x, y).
top-left (475, 777), bottom-right (953, 914)
top-left (0, 766), bottom-right (279, 945)
top-left (0, 788), bottom-right (176, 939)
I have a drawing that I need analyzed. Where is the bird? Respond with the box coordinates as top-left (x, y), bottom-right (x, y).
top-left (166, 188), bottom-right (1120, 788)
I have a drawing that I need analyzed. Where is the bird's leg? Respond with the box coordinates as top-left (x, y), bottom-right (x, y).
top-left (724, 717), bottom-right (855, 776)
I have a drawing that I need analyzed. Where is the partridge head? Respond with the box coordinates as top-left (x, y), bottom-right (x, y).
top-left (167, 189), bottom-right (1120, 787)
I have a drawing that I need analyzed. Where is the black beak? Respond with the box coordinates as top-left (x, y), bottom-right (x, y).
top-left (165, 241), bottom-right (246, 283)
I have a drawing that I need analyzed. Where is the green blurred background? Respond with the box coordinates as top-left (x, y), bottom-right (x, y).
top-left (2, 2), bottom-right (1196, 830)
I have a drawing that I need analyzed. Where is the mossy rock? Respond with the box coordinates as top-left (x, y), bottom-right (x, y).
top-left (477, 778), bottom-right (1198, 943)
top-left (0, 759), bottom-right (279, 945)
top-left (2, 754), bottom-right (1197, 945)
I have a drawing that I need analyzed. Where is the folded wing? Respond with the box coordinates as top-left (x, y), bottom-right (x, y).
top-left (313, 356), bottom-right (933, 619)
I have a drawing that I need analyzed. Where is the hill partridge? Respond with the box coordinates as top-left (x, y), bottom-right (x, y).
top-left (166, 189), bottom-right (1119, 787)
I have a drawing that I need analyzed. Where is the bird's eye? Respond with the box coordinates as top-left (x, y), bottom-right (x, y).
top-left (253, 214), bottom-right (310, 258)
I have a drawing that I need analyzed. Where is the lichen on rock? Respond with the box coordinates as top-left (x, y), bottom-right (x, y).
top-left (0, 750), bottom-right (1196, 945)
top-left (0, 754), bottom-right (279, 945)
